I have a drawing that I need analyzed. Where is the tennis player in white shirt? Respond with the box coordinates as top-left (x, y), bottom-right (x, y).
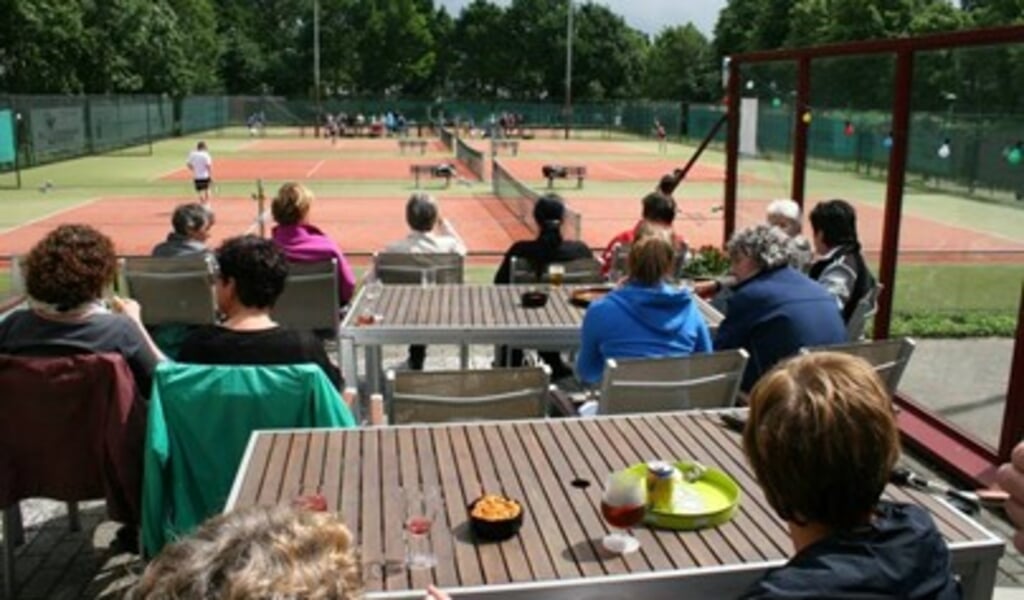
top-left (186, 141), bottom-right (214, 206)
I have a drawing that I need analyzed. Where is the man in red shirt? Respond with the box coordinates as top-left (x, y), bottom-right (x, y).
top-left (599, 192), bottom-right (685, 278)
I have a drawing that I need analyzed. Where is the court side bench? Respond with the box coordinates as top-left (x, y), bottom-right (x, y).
top-left (411, 163), bottom-right (455, 188)
top-left (491, 139), bottom-right (520, 156)
top-left (543, 164), bottom-right (587, 189)
top-left (398, 139), bottom-right (428, 155)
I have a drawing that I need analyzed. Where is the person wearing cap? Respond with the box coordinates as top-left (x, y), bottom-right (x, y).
top-left (152, 203), bottom-right (215, 258)
top-left (494, 194), bottom-right (593, 379)
top-left (599, 192), bottom-right (685, 278)
top-left (765, 198), bottom-right (813, 272)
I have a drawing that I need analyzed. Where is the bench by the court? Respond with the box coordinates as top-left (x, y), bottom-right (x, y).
top-left (411, 164), bottom-right (455, 188)
top-left (543, 164), bottom-right (587, 189)
top-left (491, 139), bottom-right (520, 156)
top-left (398, 139), bottom-right (428, 154)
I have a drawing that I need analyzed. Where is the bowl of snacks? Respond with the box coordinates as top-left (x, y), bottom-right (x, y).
top-left (468, 493), bottom-right (524, 541)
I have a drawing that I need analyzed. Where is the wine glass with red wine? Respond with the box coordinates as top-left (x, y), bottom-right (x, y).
top-left (600, 470), bottom-right (647, 554)
top-left (404, 486), bottom-right (440, 570)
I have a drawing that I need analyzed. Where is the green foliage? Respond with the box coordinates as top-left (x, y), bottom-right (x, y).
top-left (682, 245), bottom-right (731, 277)
top-left (889, 311), bottom-right (1017, 338)
top-left (644, 25), bottom-right (717, 101)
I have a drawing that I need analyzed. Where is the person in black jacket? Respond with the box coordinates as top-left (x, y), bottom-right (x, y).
top-left (494, 195), bottom-right (593, 379)
top-left (741, 352), bottom-right (959, 599)
top-left (808, 199), bottom-right (875, 323)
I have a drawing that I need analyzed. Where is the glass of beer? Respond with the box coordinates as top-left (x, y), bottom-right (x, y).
top-left (600, 470), bottom-right (647, 554)
top-left (547, 263), bottom-right (565, 287)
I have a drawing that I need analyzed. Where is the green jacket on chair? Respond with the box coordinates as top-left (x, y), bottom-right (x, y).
top-left (141, 362), bottom-right (355, 557)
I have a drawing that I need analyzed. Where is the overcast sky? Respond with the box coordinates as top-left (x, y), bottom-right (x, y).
top-left (436, 0), bottom-right (728, 37)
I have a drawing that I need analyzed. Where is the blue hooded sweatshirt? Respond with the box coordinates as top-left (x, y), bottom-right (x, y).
top-left (576, 281), bottom-right (713, 385)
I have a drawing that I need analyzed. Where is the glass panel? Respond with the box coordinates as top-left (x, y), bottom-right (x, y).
top-left (893, 44), bottom-right (1024, 451)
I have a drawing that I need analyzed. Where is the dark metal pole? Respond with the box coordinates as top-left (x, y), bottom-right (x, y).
top-left (723, 60), bottom-right (741, 245)
top-left (791, 56), bottom-right (811, 208)
top-left (998, 282), bottom-right (1024, 461)
top-left (873, 49), bottom-right (914, 340)
top-left (564, 0), bottom-right (573, 140)
top-left (664, 114), bottom-right (727, 195)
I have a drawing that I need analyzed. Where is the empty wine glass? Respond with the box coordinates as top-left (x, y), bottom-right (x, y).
top-left (404, 486), bottom-right (440, 570)
top-left (600, 470), bottom-right (647, 554)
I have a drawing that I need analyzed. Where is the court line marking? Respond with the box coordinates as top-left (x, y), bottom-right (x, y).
top-left (0, 197), bottom-right (101, 236)
top-left (149, 166), bottom-right (185, 182)
top-left (306, 159), bottom-right (326, 178)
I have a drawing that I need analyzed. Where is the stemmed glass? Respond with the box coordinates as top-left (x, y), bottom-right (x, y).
top-left (359, 279), bottom-right (384, 325)
top-left (404, 486), bottom-right (440, 570)
top-left (600, 470), bottom-right (647, 555)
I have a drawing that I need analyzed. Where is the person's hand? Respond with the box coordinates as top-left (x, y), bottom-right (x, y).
top-left (109, 296), bottom-right (142, 322)
top-left (997, 442), bottom-right (1024, 552)
top-left (424, 584), bottom-right (451, 599)
top-left (693, 280), bottom-right (719, 299)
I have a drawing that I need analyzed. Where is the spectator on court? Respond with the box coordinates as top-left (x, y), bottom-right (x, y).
top-left (151, 203), bottom-right (214, 258)
top-left (714, 224), bottom-right (845, 392)
top-left (178, 235), bottom-right (340, 388)
top-left (766, 198), bottom-right (813, 271)
top-left (186, 141), bottom-right (213, 207)
top-left (494, 194), bottom-right (593, 379)
top-left (655, 119), bottom-right (667, 154)
top-left (599, 192), bottom-right (685, 278)
top-left (741, 352), bottom-right (958, 599)
top-left (808, 199), bottom-right (875, 323)
top-left (381, 193), bottom-right (467, 371)
top-left (577, 228), bottom-right (712, 385)
top-left (270, 182), bottom-right (356, 305)
top-left (0, 224), bottom-right (165, 396)
top-left (128, 504), bottom-right (449, 600)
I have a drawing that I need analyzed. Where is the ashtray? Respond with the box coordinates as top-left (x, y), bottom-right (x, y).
top-left (468, 494), bottom-right (524, 541)
top-left (521, 290), bottom-right (549, 308)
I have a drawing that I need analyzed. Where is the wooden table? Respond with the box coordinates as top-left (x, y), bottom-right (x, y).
top-left (227, 412), bottom-right (1003, 600)
top-left (339, 284), bottom-right (724, 393)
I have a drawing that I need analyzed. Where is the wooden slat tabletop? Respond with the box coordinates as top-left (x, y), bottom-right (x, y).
top-left (228, 412), bottom-right (1002, 597)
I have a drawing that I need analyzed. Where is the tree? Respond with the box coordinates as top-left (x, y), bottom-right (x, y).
top-left (571, 3), bottom-right (648, 100)
top-left (0, 0), bottom-right (90, 93)
top-left (355, 0), bottom-right (436, 95)
top-left (644, 24), bottom-right (717, 101)
top-left (450, 0), bottom-right (507, 96)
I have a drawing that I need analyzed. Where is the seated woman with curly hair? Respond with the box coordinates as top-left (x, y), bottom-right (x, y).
top-left (0, 224), bottom-right (165, 395)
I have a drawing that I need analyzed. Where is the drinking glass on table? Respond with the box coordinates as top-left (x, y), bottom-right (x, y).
top-left (547, 263), bottom-right (565, 288)
top-left (404, 486), bottom-right (440, 569)
top-left (600, 470), bottom-right (647, 554)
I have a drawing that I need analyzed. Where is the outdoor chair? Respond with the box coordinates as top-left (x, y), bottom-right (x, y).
top-left (509, 255), bottom-right (603, 285)
top-left (1, 351), bottom-right (144, 600)
top-left (272, 258), bottom-right (341, 331)
top-left (802, 337), bottom-right (916, 395)
top-left (119, 255), bottom-right (217, 326)
top-left (385, 366), bottom-right (552, 424)
top-left (597, 349), bottom-right (749, 415)
top-left (372, 252), bottom-right (464, 285)
top-left (141, 362), bottom-right (356, 558)
top-left (846, 282), bottom-right (883, 341)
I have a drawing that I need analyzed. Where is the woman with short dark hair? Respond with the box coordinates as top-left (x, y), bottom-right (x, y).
top-left (808, 199), bottom-right (875, 323)
top-left (152, 203), bottom-right (214, 258)
top-left (576, 229), bottom-right (712, 385)
top-left (0, 224), bottom-right (164, 395)
top-left (178, 235), bottom-right (340, 387)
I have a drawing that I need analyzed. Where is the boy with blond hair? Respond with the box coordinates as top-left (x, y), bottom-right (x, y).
top-left (742, 352), bottom-right (959, 599)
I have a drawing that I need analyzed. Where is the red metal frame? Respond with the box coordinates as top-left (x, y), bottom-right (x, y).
top-left (723, 25), bottom-right (1024, 487)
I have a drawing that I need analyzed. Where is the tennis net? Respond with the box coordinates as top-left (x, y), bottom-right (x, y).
top-left (492, 159), bottom-right (581, 241)
top-left (456, 137), bottom-right (485, 180)
top-left (438, 124), bottom-right (456, 153)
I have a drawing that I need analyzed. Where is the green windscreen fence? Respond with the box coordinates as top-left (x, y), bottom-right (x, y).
top-left (0, 110), bottom-right (15, 165)
top-left (182, 96), bottom-right (229, 134)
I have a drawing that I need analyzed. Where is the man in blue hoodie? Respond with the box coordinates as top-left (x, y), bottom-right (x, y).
top-left (742, 352), bottom-right (959, 599)
top-left (714, 224), bottom-right (846, 391)
top-left (576, 228), bottom-right (712, 385)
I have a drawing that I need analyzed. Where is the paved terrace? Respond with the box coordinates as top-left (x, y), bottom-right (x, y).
top-left (2, 337), bottom-right (1021, 599)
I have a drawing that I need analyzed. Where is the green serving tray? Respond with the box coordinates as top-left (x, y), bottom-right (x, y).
top-left (625, 461), bottom-right (741, 530)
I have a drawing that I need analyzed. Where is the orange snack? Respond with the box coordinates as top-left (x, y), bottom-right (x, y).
top-left (471, 494), bottom-right (522, 521)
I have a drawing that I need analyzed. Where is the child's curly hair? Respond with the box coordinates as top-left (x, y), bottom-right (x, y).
top-left (128, 505), bottom-right (363, 599)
